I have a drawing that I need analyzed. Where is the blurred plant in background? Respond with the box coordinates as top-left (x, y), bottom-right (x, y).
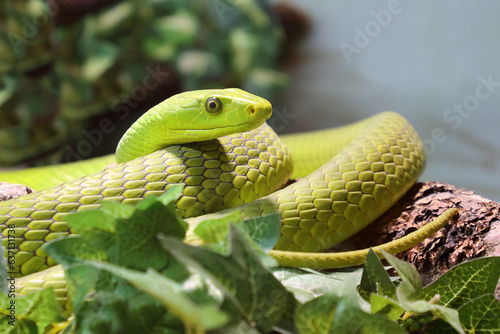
top-left (0, 0), bottom-right (305, 167)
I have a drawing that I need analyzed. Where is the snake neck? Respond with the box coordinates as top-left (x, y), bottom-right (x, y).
top-left (115, 109), bottom-right (177, 164)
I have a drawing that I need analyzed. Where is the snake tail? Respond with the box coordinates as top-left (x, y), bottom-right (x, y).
top-left (269, 207), bottom-right (458, 268)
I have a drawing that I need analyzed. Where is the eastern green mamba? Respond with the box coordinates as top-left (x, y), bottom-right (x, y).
top-left (0, 88), bottom-right (457, 313)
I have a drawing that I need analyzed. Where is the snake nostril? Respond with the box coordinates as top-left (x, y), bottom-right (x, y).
top-left (250, 107), bottom-right (256, 116)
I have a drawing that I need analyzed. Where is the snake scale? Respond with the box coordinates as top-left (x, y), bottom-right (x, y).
top-left (0, 88), bottom-right (456, 313)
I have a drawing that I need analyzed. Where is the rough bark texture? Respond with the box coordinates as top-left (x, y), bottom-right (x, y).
top-left (331, 181), bottom-right (500, 298)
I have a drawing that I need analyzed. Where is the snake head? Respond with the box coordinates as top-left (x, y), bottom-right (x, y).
top-left (190, 88), bottom-right (272, 132)
top-left (116, 88), bottom-right (273, 163)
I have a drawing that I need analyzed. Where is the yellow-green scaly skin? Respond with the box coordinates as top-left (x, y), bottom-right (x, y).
top-left (0, 89), bottom-right (456, 314)
top-left (1, 89), bottom-right (282, 276)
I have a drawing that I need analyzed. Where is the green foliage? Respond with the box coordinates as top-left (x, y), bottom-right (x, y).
top-left (422, 257), bottom-right (500, 308)
top-left (380, 250), bottom-right (463, 333)
top-left (359, 249), bottom-right (396, 300)
top-left (160, 225), bottom-right (295, 332)
top-left (1, 0), bottom-right (287, 166)
top-left (1, 186), bottom-right (499, 333)
top-left (0, 288), bottom-right (65, 334)
top-left (86, 262), bottom-right (228, 331)
top-left (295, 292), bottom-right (407, 334)
top-left (458, 295), bottom-right (500, 334)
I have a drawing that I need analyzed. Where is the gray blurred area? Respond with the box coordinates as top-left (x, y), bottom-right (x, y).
top-left (275, 0), bottom-right (500, 201)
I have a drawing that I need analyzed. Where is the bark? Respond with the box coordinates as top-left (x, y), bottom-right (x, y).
top-left (0, 182), bottom-right (32, 201)
top-left (332, 181), bottom-right (500, 297)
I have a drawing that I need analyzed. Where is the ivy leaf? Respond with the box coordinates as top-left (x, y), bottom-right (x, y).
top-left (235, 212), bottom-right (281, 253)
top-left (43, 237), bottom-right (104, 268)
top-left (0, 317), bottom-right (37, 334)
top-left (274, 267), bottom-right (363, 304)
top-left (405, 300), bottom-right (464, 334)
top-left (359, 249), bottom-right (397, 301)
top-left (73, 281), bottom-right (182, 334)
top-left (458, 295), bottom-right (500, 334)
top-left (382, 251), bottom-right (464, 334)
top-left (194, 210), bottom-right (281, 266)
top-left (0, 288), bottom-right (66, 333)
top-left (193, 209), bottom-right (241, 254)
top-left (85, 261), bottom-right (228, 332)
top-left (159, 225), bottom-right (296, 332)
top-left (380, 250), bottom-right (422, 303)
top-left (295, 292), bottom-right (407, 334)
top-left (44, 185), bottom-right (188, 275)
top-left (295, 292), bottom-right (339, 334)
top-left (370, 294), bottom-right (404, 322)
top-left (332, 301), bottom-right (407, 334)
top-left (42, 186), bottom-right (193, 333)
top-left (422, 257), bottom-right (500, 309)
top-left (99, 200), bottom-right (135, 220)
top-left (43, 238), bottom-right (104, 313)
top-left (70, 190), bottom-right (186, 271)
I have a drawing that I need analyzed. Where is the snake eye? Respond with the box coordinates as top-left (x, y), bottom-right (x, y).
top-left (205, 97), bottom-right (223, 114)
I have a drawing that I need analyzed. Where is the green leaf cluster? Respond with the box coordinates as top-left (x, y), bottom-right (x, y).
top-left (285, 250), bottom-right (500, 334)
top-left (1, 185), bottom-right (294, 333)
top-left (1, 184), bottom-right (499, 333)
top-left (0, 289), bottom-right (66, 334)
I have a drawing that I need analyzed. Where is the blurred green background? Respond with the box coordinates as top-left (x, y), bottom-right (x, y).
top-left (0, 0), bottom-right (305, 166)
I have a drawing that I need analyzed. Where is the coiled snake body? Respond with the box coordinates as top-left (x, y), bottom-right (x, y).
top-left (0, 88), bottom-right (456, 312)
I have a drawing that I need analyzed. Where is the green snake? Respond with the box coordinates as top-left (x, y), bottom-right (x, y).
top-left (0, 88), bottom-right (456, 313)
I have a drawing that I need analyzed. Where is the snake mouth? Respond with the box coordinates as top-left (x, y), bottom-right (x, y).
top-left (222, 118), bottom-right (267, 133)
top-left (179, 119), bottom-right (267, 143)
top-left (209, 118), bottom-right (267, 136)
